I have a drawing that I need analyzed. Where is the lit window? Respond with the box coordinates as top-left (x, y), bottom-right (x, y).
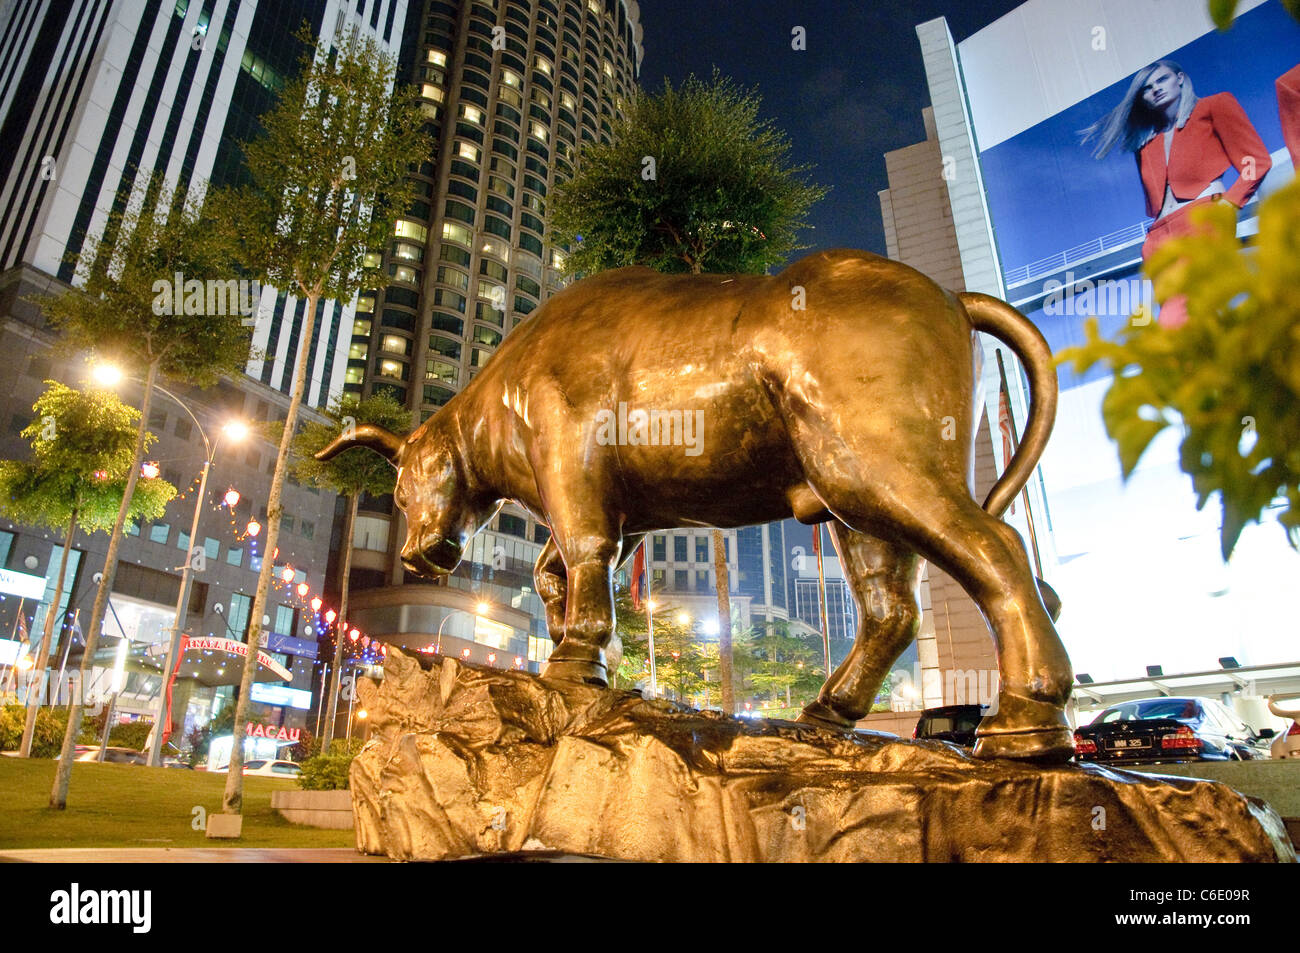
top-left (480, 238), bottom-right (508, 259)
top-left (355, 295), bottom-right (375, 313)
top-left (560, 91), bottom-right (576, 110)
top-left (502, 68), bottom-right (521, 88)
top-left (498, 86), bottom-right (522, 108)
top-left (551, 249), bottom-right (566, 269)
top-left (363, 252), bottom-right (383, 268)
top-left (586, 0), bottom-right (600, 13)
top-left (460, 104), bottom-right (483, 124)
top-left (427, 49), bottom-right (447, 67)
top-left (392, 264), bottom-right (418, 284)
top-left (534, 55), bottom-right (553, 77)
top-left (393, 242), bottom-right (422, 261)
top-left (602, 59), bottom-right (613, 79)
top-left (379, 359), bottom-right (405, 380)
top-left (426, 359), bottom-right (459, 383)
top-left (530, 122), bottom-right (548, 143)
top-left (345, 367), bottom-right (364, 384)
top-left (478, 279), bottom-right (505, 302)
top-left (421, 84), bottom-right (444, 103)
top-left (394, 219), bottom-right (428, 242)
top-left (348, 343), bottom-right (368, 360)
top-left (457, 141), bottom-right (480, 162)
top-left (381, 334), bottom-right (408, 354)
top-left (442, 221), bottom-right (472, 247)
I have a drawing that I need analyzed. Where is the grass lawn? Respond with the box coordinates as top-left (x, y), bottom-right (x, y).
top-left (0, 757), bottom-right (355, 850)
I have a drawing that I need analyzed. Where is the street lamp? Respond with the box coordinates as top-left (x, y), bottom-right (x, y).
top-left (434, 602), bottom-right (487, 655)
top-left (134, 381), bottom-right (248, 766)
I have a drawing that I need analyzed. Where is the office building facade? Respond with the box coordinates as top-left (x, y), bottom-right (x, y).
top-left (341, 0), bottom-right (643, 666)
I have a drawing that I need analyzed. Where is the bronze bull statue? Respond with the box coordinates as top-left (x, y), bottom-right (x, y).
top-left (318, 249), bottom-right (1074, 762)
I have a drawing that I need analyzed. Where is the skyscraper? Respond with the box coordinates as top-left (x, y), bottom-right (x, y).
top-left (340, 0), bottom-right (642, 665)
top-left (0, 0), bottom-right (407, 408)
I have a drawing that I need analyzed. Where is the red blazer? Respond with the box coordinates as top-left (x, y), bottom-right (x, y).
top-left (1137, 92), bottom-right (1271, 218)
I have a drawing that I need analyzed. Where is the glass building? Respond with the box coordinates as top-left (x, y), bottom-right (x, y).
top-left (342, 0), bottom-right (643, 667)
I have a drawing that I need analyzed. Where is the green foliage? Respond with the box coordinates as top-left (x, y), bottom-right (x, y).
top-left (0, 705), bottom-right (66, 757)
top-left (204, 24), bottom-right (432, 305)
top-left (0, 382), bottom-right (174, 534)
top-left (34, 175), bottom-right (252, 388)
top-left (549, 70), bottom-right (827, 277)
top-left (1209, 0), bottom-right (1300, 30)
top-left (289, 392), bottom-right (412, 497)
top-left (1058, 180), bottom-right (1300, 559)
top-left (612, 589), bottom-right (717, 703)
top-left (297, 740), bottom-right (363, 790)
top-left (80, 711), bottom-right (153, 751)
top-left (744, 619), bottom-right (825, 713)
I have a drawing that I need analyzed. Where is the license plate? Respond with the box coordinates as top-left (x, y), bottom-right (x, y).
top-left (1107, 738), bottom-right (1150, 750)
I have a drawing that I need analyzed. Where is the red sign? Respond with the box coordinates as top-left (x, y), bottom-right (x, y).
top-left (245, 722), bottom-right (301, 742)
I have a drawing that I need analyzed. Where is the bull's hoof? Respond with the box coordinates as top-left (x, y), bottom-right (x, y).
top-left (795, 698), bottom-right (857, 732)
top-left (972, 691), bottom-right (1074, 762)
top-left (972, 727), bottom-right (1075, 763)
top-left (541, 658), bottom-right (608, 687)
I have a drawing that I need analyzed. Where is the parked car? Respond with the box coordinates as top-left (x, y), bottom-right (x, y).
top-left (240, 759), bottom-right (301, 778)
top-left (1267, 694), bottom-right (1300, 760)
top-left (73, 746), bottom-right (147, 765)
top-left (1073, 697), bottom-right (1275, 765)
top-left (914, 704), bottom-right (985, 748)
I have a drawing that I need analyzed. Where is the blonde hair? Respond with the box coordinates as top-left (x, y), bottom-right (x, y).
top-left (1080, 60), bottom-right (1197, 159)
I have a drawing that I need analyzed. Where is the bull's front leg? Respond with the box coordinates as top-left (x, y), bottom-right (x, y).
top-left (533, 535), bottom-right (567, 646)
top-left (540, 527), bottom-right (619, 687)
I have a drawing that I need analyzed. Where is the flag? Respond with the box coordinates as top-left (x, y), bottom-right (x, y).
top-left (629, 540), bottom-right (646, 610)
top-left (15, 609), bottom-right (28, 645)
top-left (996, 353), bottom-right (1017, 516)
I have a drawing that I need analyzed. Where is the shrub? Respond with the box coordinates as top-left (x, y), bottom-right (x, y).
top-left (297, 739), bottom-right (364, 790)
top-left (0, 704), bottom-right (73, 758)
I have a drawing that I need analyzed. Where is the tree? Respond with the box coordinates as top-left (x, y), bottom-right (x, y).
top-left (550, 71), bottom-right (826, 277)
top-left (0, 382), bottom-right (174, 757)
top-left (1058, 177), bottom-right (1300, 559)
top-left (742, 619), bottom-right (824, 717)
top-left (611, 589), bottom-right (712, 703)
top-left (548, 71), bottom-right (825, 714)
top-left (288, 393), bottom-right (411, 749)
top-left (204, 24), bottom-right (431, 817)
top-left (35, 173), bottom-right (251, 809)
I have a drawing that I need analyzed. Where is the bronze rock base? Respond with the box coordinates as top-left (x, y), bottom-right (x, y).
top-left (349, 651), bottom-right (1296, 863)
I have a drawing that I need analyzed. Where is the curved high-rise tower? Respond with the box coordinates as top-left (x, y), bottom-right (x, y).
top-left (342, 0), bottom-right (642, 671)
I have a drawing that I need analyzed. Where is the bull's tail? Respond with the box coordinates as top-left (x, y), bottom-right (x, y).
top-left (959, 292), bottom-right (1057, 520)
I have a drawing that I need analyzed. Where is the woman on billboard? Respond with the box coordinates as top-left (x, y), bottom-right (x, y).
top-left (1081, 60), bottom-right (1271, 328)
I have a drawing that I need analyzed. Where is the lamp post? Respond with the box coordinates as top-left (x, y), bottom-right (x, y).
top-left (433, 601), bottom-right (487, 655)
top-left (130, 379), bottom-right (247, 766)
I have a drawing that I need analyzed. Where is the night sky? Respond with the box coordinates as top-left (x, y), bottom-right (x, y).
top-left (639, 0), bottom-right (1027, 259)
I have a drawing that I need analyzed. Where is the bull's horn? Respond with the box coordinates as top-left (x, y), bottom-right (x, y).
top-left (315, 424), bottom-right (404, 465)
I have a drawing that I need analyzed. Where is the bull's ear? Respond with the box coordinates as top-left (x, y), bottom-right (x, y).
top-left (315, 424), bottom-right (405, 466)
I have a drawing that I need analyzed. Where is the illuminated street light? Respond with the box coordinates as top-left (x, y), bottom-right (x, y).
top-left (91, 363), bottom-right (123, 387)
top-left (675, 610), bottom-right (690, 627)
top-left (476, 601), bottom-right (489, 615)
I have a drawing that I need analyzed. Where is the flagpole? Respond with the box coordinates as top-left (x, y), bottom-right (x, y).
top-left (813, 524), bottom-right (831, 678)
top-left (645, 543), bottom-right (658, 699)
top-left (997, 349), bottom-right (1044, 578)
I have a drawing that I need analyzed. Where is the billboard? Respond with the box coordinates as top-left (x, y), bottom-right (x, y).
top-left (957, 0), bottom-right (1299, 679)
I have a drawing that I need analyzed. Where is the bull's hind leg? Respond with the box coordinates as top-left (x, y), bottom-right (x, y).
top-left (798, 524), bottom-right (923, 730)
top-left (810, 472), bottom-right (1073, 762)
top-left (533, 535), bottom-right (567, 646)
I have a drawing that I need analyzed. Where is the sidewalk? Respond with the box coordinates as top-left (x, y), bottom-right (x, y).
top-left (0, 847), bottom-right (389, 863)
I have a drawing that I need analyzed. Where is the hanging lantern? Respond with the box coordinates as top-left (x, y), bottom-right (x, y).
top-left (140, 462), bottom-right (160, 479)
top-left (324, 609), bottom-right (336, 624)
top-left (296, 582), bottom-right (309, 598)
top-left (310, 597), bottom-right (322, 613)
top-left (223, 488), bottom-right (240, 507)
top-left (246, 519), bottom-right (261, 537)
top-left (281, 566), bottom-right (294, 583)
top-left (349, 627), bottom-right (360, 642)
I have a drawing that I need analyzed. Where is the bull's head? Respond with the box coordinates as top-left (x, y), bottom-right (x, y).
top-left (314, 422), bottom-right (487, 578)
